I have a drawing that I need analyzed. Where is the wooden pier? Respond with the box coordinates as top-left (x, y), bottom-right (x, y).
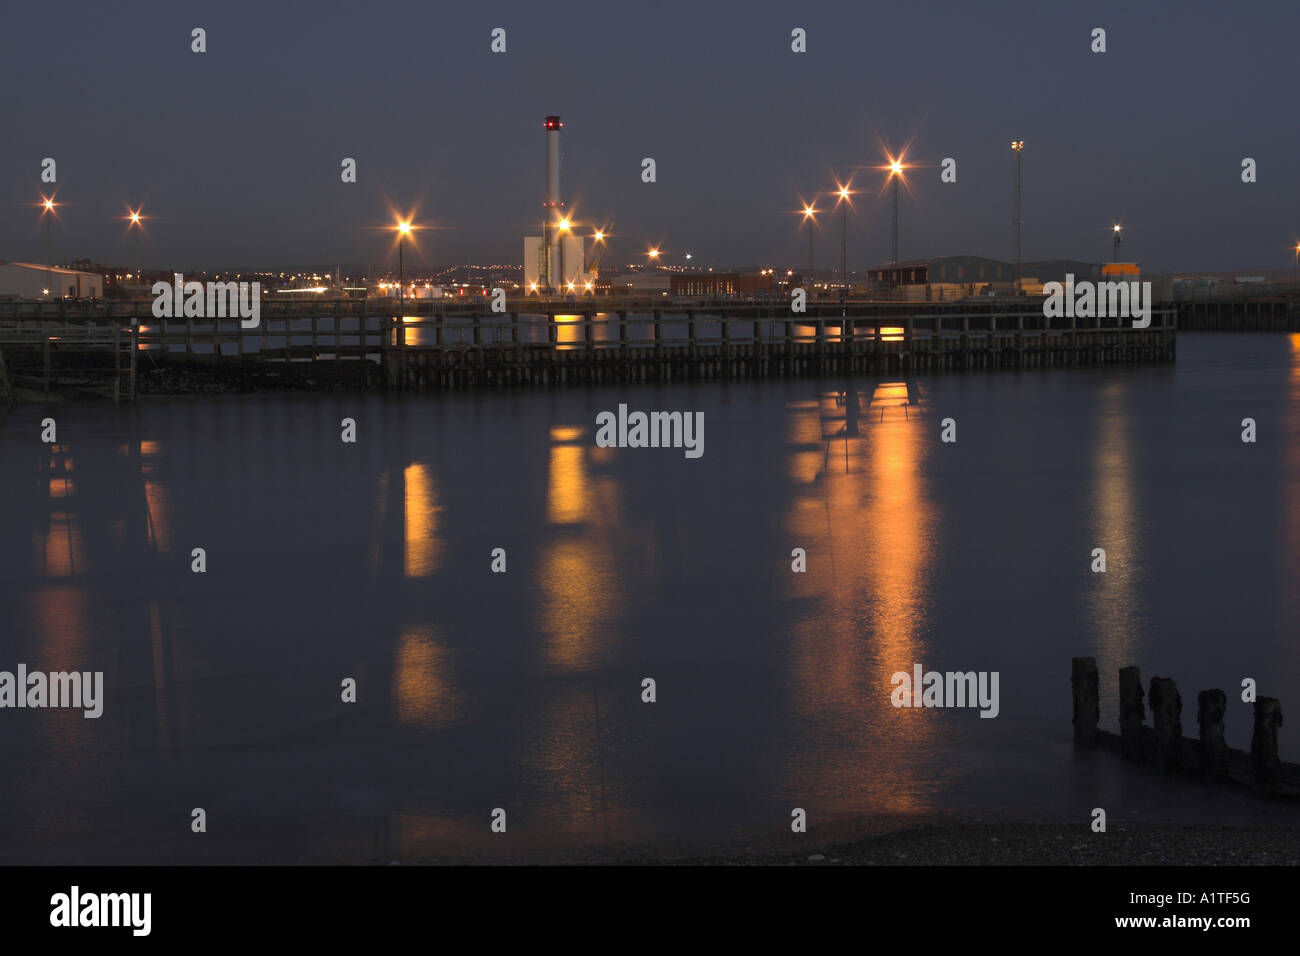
top-left (0, 298), bottom-right (1177, 400)
top-left (1175, 297), bottom-right (1300, 332)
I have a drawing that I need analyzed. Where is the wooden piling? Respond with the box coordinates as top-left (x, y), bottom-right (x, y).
top-left (1148, 677), bottom-right (1183, 772)
top-left (1252, 697), bottom-right (1284, 794)
top-left (1119, 665), bottom-right (1145, 758)
top-left (1071, 657), bottom-right (1099, 746)
top-left (1196, 689), bottom-right (1228, 780)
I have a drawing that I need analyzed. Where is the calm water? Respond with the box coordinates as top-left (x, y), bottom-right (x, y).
top-left (3, 333), bottom-right (1300, 863)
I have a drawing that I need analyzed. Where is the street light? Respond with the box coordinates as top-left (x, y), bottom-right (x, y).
top-left (834, 182), bottom-right (853, 314)
top-left (802, 202), bottom-right (817, 294)
top-left (38, 193), bottom-right (57, 299)
top-left (1011, 141), bottom-right (1024, 294)
top-left (124, 205), bottom-right (146, 293)
top-left (557, 216), bottom-right (573, 293)
top-left (1112, 223), bottom-right (1123, 263)
top-left (1293, 242), bottom-right (1299, 286)
top-left (396, 219), bottom-right (412, 341)
top-left (886, 156), bottom-right (907, 269)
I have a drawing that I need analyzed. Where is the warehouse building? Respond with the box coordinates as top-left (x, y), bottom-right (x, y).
top-left (868, 256), bottom-right (1016, 300)
top-left (1019, 260), bottom-right (1101, 294)
top-left (0, 261), bottom-right (103, 300)
top-left (668, 272), bottom-right (774, 297)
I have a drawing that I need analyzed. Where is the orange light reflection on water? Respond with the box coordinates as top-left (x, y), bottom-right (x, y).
top-left (784, 385), bottom-right (941, 820)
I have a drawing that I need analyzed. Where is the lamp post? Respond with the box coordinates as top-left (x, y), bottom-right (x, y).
top-left (1293, 242), bottom-right (1299, 287)
top-left (40, 195), bottom-right (56, 299)
top-left (1011, 141), bottom-right (1024, 294)
top-left (888, 160), bottom-right (904, 267)
top-left (125, 206), bottom-right (145, 293)
top-left (836, 183), bottom-right (851, 314)
top-left (1112, 224), bottom-right (1123, 263)
top-left (803, 203), bottom-right (816, 295)
top-left (557, 216), bottom-right (571, 296)
top-left (397, 220), bottom-right (411, 345)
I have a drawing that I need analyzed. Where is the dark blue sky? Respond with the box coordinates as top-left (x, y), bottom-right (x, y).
top-left (3, 0), bottom-right (1296, 274)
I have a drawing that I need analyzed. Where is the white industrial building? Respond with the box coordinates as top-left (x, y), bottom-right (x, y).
top-left (0, 261), bottom-right (103, 299)
top-left (524, 233), bottom-right (587, 292)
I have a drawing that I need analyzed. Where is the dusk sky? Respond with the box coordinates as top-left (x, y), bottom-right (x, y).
top-left (3, 0), bottom-right (1296, 274)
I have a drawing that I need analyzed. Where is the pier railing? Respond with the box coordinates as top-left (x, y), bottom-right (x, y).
top-left (0, 301), bottom-right (1178, 396)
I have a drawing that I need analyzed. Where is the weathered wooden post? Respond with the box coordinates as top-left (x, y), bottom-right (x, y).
top-left (1071, 657), bottom-right (1099, 747)
top-left (1251, 697), bottom-right (1284, 794)
top-left (1148, 677), bottom-right (1183, 772)
top-left (1119, 666), bottom-right (1145, 759)
top-left (1196, 689), bottom-right (1228, 780)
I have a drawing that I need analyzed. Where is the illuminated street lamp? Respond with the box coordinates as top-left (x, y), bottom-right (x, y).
top-left (802, 202), bottom-right (817, 293)
top-left (886, 157), bottom-right (907, 268)
top-left (1112, 223), bottom-right (1123, 263)
top-left (396, 219), bottom-right (412, 340)
top-left (834, 182), bottom-right (853, 313)
top-left (1293, 241), bottom-right (1299, 286)
top-left (557, 216), bottom-right (571, 292)
top-left (38, 194), bottom-right (57, 299)
top-left (1011, 141), bottom-right (1024, 294)
top-left (124, 205), bottom-right (146, 292)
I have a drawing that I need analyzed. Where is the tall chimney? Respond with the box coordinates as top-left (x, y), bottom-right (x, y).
top-left (544, 116), bottom-right (563, 288)
top-left (545, 115), bottom-right (562, 209)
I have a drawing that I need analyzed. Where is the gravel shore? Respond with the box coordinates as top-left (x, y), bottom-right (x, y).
top-left (383, 817), bottom-right (1300, 866)
top-left (668, 823), bottom-right (1300, 866)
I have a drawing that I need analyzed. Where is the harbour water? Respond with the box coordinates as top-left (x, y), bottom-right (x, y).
top-left (2, 333), bottom-right (1299, 863)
